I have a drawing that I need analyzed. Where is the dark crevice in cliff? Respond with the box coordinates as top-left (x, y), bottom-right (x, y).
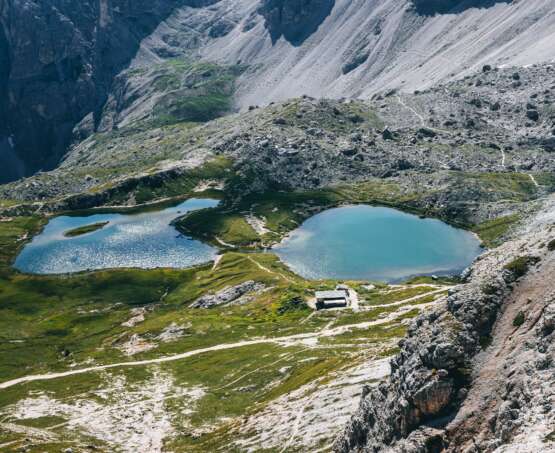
top-left (259, 0), bottom-right (336, 46)
top-left (0, 21), bottom-right (9, 127)
top-left (411, 0), bottom-right (512, 16)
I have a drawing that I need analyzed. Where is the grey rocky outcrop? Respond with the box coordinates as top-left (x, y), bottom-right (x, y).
top-left (412, 0), bottom-right (510, 15)
top-left (191, 280), bottom-right (266, 308)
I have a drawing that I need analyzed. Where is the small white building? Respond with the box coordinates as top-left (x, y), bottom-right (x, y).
top-left (315, 287), bottom-right (350, 310)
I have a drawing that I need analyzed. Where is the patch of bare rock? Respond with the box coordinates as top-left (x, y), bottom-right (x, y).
top-left (191, 280), bottom-right (266, 308)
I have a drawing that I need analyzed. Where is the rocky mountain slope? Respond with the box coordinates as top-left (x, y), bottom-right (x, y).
top-left (201, 0), bottom-right (555, 105)
top-left (2, 0), bottom-right (555, 183)
top-left (2, 64), bottom-right (554, 233)
top-left (0, 0), bottom-right (216, 183)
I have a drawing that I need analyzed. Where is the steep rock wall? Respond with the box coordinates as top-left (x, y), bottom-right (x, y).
top-left (0, 0), bottom-right (214, 183)
top-left (258, 0), bottom-right (336, 44)
top-left (412, 0), bottom-right (511, 15)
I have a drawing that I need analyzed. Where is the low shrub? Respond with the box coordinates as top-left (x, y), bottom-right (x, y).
top-left (276, 294), bottom-right (309, 315)
top-left (504, 256), bottom-right (540, 280)
top-left (513, 311), bottom-right (525, 327)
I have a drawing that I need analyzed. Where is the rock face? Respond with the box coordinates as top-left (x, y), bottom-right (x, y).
top-left (191, 281), bottom-right (266, 308)
top-left (411, 0), bottom-right (510, 15)
top-left (205, 0), bottom-right (555, 110)
top-left (334, 197), bottom-right (555, 452)
top-left (0, 0), bottom-right (214, 183)
top-left (258, 0), bottom-right (335, 44)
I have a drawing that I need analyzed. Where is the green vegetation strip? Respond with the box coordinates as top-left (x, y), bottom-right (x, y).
top-left (63, 221), bottom-right (109, 237)
top-left (472, 214), bottom-right (520, 248)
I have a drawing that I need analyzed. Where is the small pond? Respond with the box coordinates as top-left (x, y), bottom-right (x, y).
top-left (274, 205), bottom-right (482, 282)
top-left (14, 198), bottom-right (219, 274)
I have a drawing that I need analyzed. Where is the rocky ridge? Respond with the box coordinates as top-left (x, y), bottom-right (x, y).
top-left (191, 280), bottom-right (266, 308)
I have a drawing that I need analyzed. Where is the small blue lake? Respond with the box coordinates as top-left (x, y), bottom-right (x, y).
top-left (274, 205), bottom-right (482, 282)
top-left (15, 198), bottom-right (219, 274)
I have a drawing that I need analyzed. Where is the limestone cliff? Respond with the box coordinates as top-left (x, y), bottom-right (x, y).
top-left (258, 0), bottom-right (335, 44)
top-left (0, 0), bottom-right (214, 183)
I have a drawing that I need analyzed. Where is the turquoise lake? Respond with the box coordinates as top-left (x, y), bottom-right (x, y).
top-left (274, 205), bottom-right (482, 282)
top-left (14, 198), bottom-right (219, 274)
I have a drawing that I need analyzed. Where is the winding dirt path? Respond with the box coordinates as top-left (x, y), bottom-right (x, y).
top-left (395, 95), bottom-right (425, 125)
top-left (247, 256), bottom-right (295, 283)
top-left (529, 173), bottom-right (539, 188)
top-left (394, 95), bottom-right (452, 135)
top-left (362, 287), bottom-right (451, 310)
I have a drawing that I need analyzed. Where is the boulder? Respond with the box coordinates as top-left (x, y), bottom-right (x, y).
top-left (412, 378), bottom-right (454, 416)
top-left (418, 127), bottom-right (437, 138)
top-left (526, 110), bottom-right (540, 121)
top-left (395, 159), bottom-right (414, 170)
top-left (490, 102), bottom-right (501, 111)
top-left (191, 281), bottom-right (265, 308)
top-left (340, 145), bottom-right (358, 157)
top-left (382, 128), bottom-right (395, 140)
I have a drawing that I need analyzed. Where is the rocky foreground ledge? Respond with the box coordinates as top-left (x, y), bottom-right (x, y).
top-left (334, 196), bottom-right (555, 452)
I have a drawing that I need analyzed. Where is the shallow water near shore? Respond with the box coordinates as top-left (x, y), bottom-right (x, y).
top-left (274, 205), bottom-right (482, 282)
top-left (15, 198), bottom-right (219, 274)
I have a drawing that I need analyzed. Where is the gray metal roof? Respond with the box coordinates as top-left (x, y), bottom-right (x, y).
top-left (315, 290), bottom-right (348, 300)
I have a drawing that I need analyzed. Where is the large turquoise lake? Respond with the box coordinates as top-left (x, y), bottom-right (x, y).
top-left (274, 205), bottom-right (482, 282)
top-left (15, 198), bottom-right (219, 274)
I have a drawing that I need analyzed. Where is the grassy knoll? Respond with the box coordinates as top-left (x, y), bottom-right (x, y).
top-left (0, 216), bottom-right (46, 268)
top-left (149, 60), bottom-right (246, 126)
top-left (177, 208), bottom-right (260, 247)
top-left (100, 155), bottom-right (233, 206)
top-left (0, 199), bottom-right (19, 208)
top-left (277, 97), bottom-right (385, 133)
top-left (176, 179), bottom-right (431, 248)
top-left (461, 172), bottom-right (539, 202)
